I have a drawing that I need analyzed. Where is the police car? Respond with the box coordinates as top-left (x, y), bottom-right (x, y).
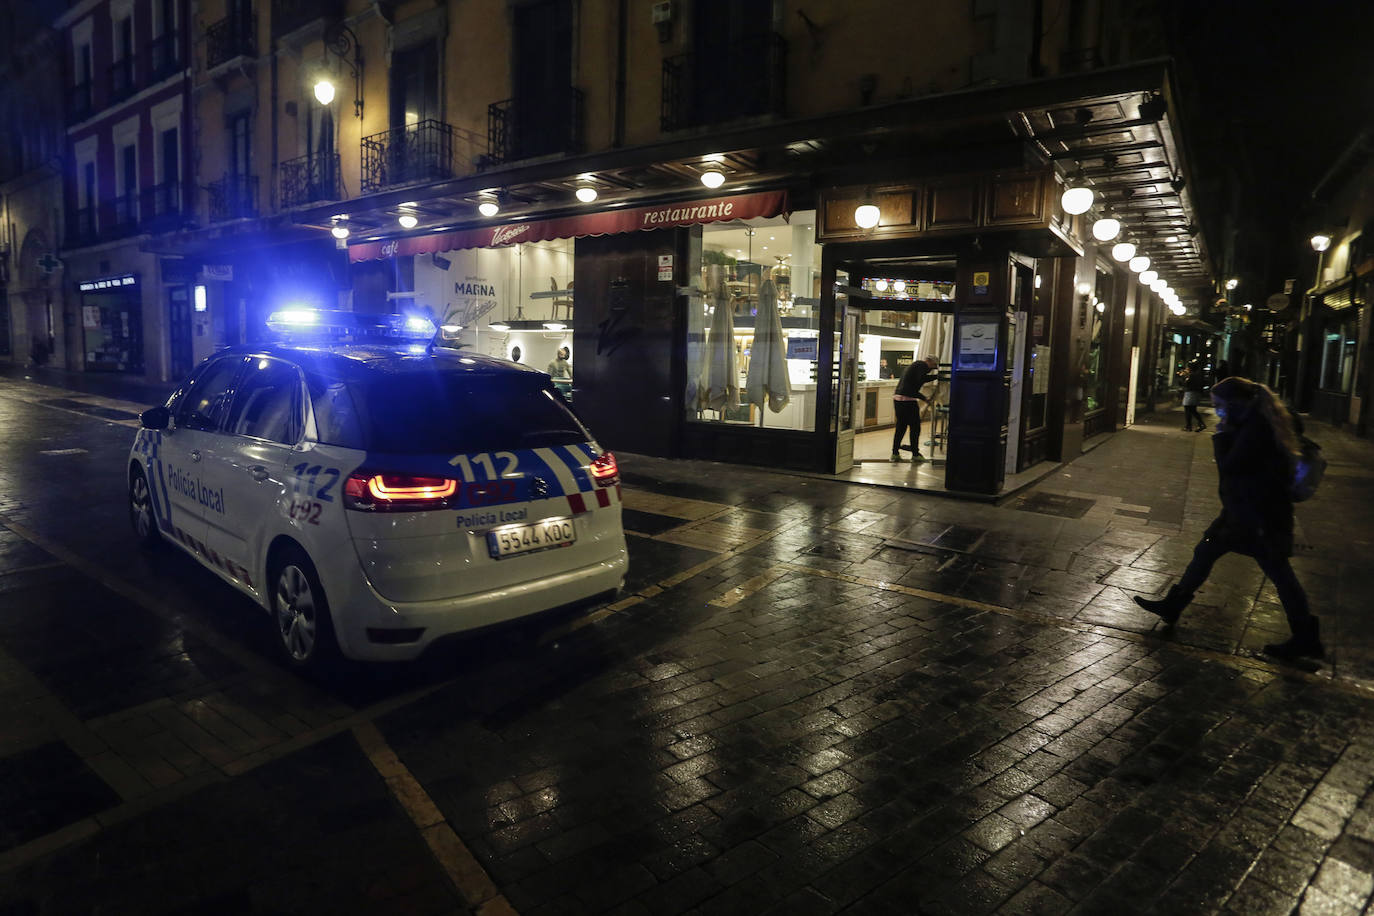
top-left (128, 310), bottom-right (627, 669)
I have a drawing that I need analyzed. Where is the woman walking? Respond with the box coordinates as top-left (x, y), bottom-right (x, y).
top-left (1135, 377), bottom-right (1323, 660)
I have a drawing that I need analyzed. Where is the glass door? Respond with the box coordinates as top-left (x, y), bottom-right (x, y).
top-left (833, 270), bottom-right (859, 472)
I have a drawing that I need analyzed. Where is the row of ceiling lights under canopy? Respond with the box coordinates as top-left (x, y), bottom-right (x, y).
top-left (326, 165), bottom-right (733, 239)
top-left (1061, 173), bottom-right (1188, 317)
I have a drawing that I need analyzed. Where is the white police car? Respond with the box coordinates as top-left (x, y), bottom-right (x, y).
top-left (128, 310), bottom-right (627, 669)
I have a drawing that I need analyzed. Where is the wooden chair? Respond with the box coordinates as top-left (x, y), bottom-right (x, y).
top-left (550, 277), bottom-right (573, 320)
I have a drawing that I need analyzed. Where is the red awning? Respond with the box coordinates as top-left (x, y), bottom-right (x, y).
top-left (348, 189), bottom-right (789, 262)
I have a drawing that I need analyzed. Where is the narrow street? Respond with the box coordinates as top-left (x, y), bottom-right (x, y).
top-left (1, 374), bottom-right (1372, 915)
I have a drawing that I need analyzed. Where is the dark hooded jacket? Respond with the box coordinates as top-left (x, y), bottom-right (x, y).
top-left (1207, 399), bottom-right (1295, 557)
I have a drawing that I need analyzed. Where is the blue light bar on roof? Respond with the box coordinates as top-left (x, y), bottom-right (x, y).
top-left (266, 308), bottom-right (437, 342)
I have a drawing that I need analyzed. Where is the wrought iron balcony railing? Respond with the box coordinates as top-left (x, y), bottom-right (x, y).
top-left (142, 181), bottom-right (192, 231)
top-left (361, 119), bottom-right (454, 193)
top-left (661, 32), bottom-right (787, 132)
top-left (486, 86), bottom-right (584, 166)
top-left (147, 33), bottom-right (183, 81)
top-left (271, 0), bottom-right (343, 38)
top-left (66, 206), bottom-right (99, 247)
top-left (107, 192), bottom-right (141, 237)
top-left (206, 173), bottom-right (258, 221)
top-left (206, 14), bottom-right (256, 69)
top-left (280, 152), bottom-right (342, 208)
top-left (67, 82), bottom-right (92, 123)
top-left (109, 57), bottom-right (137, 103)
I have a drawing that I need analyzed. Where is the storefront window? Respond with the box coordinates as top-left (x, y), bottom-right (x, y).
top-left (1081, 268), bottom-right (1111, 412)
top-left (684, 211), bottom-right (822, 430)
top-left (1318, 311), bottom-right (1357, 393)
top-left (405, 237), bottom-right (576, 388)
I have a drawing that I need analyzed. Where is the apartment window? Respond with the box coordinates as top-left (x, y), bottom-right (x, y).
top-left (228, 112), bottom-right (250, 176)
top-left (389, 39), bottom-right (439, 128)
top-left (118, 143), bottom-right (138, 224)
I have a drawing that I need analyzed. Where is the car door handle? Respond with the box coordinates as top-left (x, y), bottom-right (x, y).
top-left (250, 466), bottom-right (270, 482)
top-left (190, 449), bottom-right (201, 462)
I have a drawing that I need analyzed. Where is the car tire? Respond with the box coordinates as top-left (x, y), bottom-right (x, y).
top-left (129, 465), bottom-right (161, 548)
top-left (270, 545), bottom-right (340, 672)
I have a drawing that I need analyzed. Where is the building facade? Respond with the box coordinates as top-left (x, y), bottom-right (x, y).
top-left (1, 1), bottom-right (68, 366)
top-left (53, 0), bottom-right (193, 380)
top-left (41, 0), bottom-right (1216, 496)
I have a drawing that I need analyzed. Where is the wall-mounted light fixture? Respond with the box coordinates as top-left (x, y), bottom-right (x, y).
top-left (1225, 277), bottom-right (1239, 290)
top-left (316, 23), bottom-right (363, 119)
top-left (330, 217), bottom-right (350, 239)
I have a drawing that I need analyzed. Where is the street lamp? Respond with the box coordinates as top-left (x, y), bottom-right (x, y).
top-left (1310, 234), bottom-right (1331, 252)
top-left (317, 23), bottom-right (363, 118)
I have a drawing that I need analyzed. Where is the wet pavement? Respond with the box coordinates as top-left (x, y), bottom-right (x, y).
top-left (0, 367), bottom-right (1373, 914)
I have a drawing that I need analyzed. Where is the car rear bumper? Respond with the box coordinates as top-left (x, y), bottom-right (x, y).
top-left (328, 547), bottom-right (628, 661)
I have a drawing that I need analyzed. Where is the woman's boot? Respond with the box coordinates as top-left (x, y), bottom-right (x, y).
top-left (1264, 617), bottom-right (1325, 661)
top-left (1133, 585), bottom-right (1192, 624)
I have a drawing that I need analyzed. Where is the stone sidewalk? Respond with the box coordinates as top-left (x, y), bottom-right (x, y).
top-left (0, 370), bottom-right (1372, 915)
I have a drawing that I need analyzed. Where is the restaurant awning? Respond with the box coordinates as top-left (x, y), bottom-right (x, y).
top-left (347, 190), bottom-right (788, 262)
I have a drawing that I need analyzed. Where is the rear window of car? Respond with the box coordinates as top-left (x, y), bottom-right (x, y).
top-left (310, 369), bottom-right (591, 454)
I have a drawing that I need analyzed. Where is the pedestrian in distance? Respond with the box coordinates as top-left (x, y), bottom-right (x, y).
top-left (1134, 376), bottom-right (1323, 661)
top-left (1181, 360), bottom-right (1207, 431)
top-left (891, 355), bottom-right (938, 462)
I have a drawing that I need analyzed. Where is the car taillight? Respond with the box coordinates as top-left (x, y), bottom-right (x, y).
top-left (343, 472), bottom-right (458, 511)
top-left (589, 451), bottom-right (619, 487)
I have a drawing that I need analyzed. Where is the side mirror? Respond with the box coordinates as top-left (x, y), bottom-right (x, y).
top-left (140, 406), bottom-right (170, 430)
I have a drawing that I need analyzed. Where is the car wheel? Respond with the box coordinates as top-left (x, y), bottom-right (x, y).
top-left (129, 466), bottom-right (160, 548)
top-left (271, 546), bottom-right (339, 671)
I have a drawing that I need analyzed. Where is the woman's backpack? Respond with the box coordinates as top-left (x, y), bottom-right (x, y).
top-left (1291, 435), bottom-right (1327, 503)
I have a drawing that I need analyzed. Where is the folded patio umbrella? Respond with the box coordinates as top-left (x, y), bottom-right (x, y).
top-left (706, 280), bottom-right (738, 411)
top-left (746, 278), bottom-right (791, 413)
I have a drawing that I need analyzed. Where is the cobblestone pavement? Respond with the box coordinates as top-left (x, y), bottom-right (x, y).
top-left (0, 371), bottom-right (1372, 915)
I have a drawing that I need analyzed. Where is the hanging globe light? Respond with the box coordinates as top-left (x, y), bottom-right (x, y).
top-left (1111, 239), bottom-right (1136, 262)
top-left (1150, 278), bottom-right (1166, 292)
top-left (1091, 216), bottom-right (1121, 242)
top-left (1128, 254), bottom-right (1151, 273)
top-left (1061, 171), bottom-right (1094, 215)
top-left (1139, 269), bottom-right (1158, 285)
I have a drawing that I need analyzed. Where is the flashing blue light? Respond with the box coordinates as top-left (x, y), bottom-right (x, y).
top-left (265, 308), bottom-right (438, 343)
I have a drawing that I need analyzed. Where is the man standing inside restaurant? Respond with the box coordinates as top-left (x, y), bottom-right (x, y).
top-left (892, 354), bottom-right (939, 462)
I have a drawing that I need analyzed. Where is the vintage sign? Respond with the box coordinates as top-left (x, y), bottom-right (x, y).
top-left (350, 190), bottom-right (789, 262)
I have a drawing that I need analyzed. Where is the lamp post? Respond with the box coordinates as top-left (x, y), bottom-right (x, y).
top-left (1293, 234), bottom-right (1332, 410)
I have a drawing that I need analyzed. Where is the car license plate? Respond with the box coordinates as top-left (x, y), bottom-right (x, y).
top-left (487, 517), bottom-right (576, 559)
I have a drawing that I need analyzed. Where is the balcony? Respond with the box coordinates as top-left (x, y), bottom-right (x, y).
top-left (106, 192), bottom-right (141, 239)
top-left (280, 152), bottom-right (342, 208)
top-left (109, 57), bottom-right (137, 104)
top-left (206, 14), bottom-right (256, 70)
top-left (142, 181), bottom-right (192, 231)
top-left (272, 0), bottom-right (343, 39)
top-left (67, 82), bottom-right (92, 124)
top-left (361, 120), bottom-right (454, 193)
top-left (147, 33), bottom-right (183, 82)
top-left (206, 173), bottom-right (258, 222)
top-left (661, 32), bottom-right (786, 133)
top-left (486, 87), bottom-right (584, 167)
top-left (66, 206), bottom-right (99, 248)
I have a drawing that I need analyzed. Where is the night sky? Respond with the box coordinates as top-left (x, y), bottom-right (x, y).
top-left (1168, 0), bottom-right (1374, 292)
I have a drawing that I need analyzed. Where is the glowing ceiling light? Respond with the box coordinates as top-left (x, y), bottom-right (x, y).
top-left (700, 170), bottom-right (725, 189)
top-left (1091, 216), bottom-right (1121, 242)
top-left (330, 220), bottom-right (349, 240)
top-left (478, 200), bottom-right (499, 217)
top-left (1139, 269), bottom-right (1158, 285)
top-left (1077, 281), bottom-right (1092, 295)
top-left (1225, 277), bottom-right (1239, 290)
top-left (575, 186), bottom-right (598, 203)
top-left (1129, 254), bottom-right (1151, 273)
top-left (1061, 175), bottom-right (1093, 215)
top-left (1150, 278), bottom-right (1166, 292)
top-left (1111, 240), bottom-right (1136, 262)
top-left (398, 213), bottom-right (418, 229)
top-left (854, 203), bottom-right (880, 229)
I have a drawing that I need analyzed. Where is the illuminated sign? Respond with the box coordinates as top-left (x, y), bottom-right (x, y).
top-left (78, 275), bottom-right (138, 292)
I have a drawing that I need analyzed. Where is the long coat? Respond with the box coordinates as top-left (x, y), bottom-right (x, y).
top-left (1207, 401), bottom-right (1295, 558)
